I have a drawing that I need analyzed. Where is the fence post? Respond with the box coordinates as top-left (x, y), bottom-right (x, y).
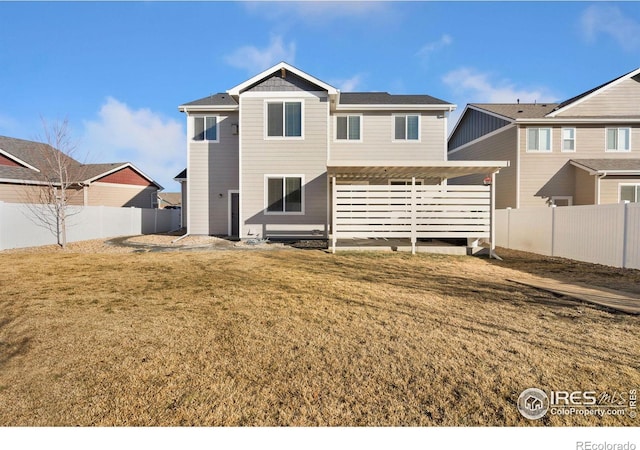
top-left (410, 177), bottom-right (416, 255)
top-left (550, 204), bottom-right (556, 256)
top-left (506, 207), bottom-right (511, 249)
top-left (622, 201), bottom-right (629, 268)
top-left (0, 201), bottom-right (3, 251)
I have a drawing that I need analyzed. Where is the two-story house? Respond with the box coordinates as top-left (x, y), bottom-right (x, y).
top-left (179, 62), bottom-right (506, 253)
top-left (448, 67), bottom-right (640, 209)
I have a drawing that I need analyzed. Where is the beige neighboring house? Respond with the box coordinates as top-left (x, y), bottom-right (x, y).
top-left (178, 62), bottom-right (507, 252)
top-left (0, 135), bottom-right (163, 208)
top-left (448, 67), bottom-right (640, 208)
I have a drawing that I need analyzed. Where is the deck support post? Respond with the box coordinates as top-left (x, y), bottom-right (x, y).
top-left (331, 175), bottom-right (337, 254)
top-left (411, 176), bottom-right (416, 255)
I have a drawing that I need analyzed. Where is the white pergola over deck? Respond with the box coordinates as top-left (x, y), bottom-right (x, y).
top-left (327, 160), bottom-right (509, 255)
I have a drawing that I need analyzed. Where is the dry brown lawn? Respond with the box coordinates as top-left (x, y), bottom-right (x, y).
top-left (0, 241), bottom-right (638, 426)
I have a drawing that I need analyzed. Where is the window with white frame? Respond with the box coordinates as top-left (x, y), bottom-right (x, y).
top-left (266, 176), bottom-right (303, 213)
top-left (527, 127), bottom-right (552, 152)
top-left (620, 184), bottom-right (640, 202)
top-left (394, 115), bottom-right (420, 141)
top-left (266, 101), bottom-right (302, 137)
top-left (561, 128), bottom-right (576, 152)
top-left (606, 128), bottom-right (630, 152)
top-left (336, 115), bottom-right (361, 141)
top-left (193, 116), bottom-right (218, 142)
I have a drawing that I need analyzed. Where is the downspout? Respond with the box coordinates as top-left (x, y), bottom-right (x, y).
top-left (595, 171), bottom-right (607, 205)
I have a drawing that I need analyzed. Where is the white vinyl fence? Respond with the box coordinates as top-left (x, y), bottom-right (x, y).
top-left (496, 203), bottom-right (640, 269)
top-left (0, 201), bottom-right (181, 250)
top-left (332, 184), bottom-right (490, 252)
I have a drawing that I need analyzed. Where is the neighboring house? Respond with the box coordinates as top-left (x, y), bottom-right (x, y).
top-left (0, 135), bottom-right (163, 208)
top-left (178, 62), bottom-right (506, 252)
top-left (448, 67), bottom-right (640, 208)
top-left (158, 192), bottom-right (181, 209)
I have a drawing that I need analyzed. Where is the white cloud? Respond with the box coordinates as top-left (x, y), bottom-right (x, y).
top-left (331, 74), bottom-right (364, 92)
top-left (417, 34), bottom-right (453, 58)
top-left (224, 35), bottom-right (296, 73)
top-left (81, 97), bottom-right (185, 190)
top-left (442, 67), bottom-right (558, 104)
top-left (581, 4), bottom-right (640, 51)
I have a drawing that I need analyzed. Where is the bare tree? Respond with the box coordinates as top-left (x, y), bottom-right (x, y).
top-left (23, 118), bottom-right (87, 248)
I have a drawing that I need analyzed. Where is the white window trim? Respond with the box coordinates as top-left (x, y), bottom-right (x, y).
top-left (264, 174), bottom-right (305, 216)
top-left (619, 183), bottom-right (640, 202)
top-left (392, 113), bottom-right (421, 143)
top-left (264, 99), bottom-right (305, 140)
top-left (334, 114), bottom-right (363, 142)
top-left (605, 127), bottom-right (631, 152)
top-left (191, 115), bottom-right (219, 143)
top-left (561, 127), bottom-right (576, 153)
top-left (526, 127), bottom-right (553, 153)
top-left (551, 196), bottom-right (573, 206)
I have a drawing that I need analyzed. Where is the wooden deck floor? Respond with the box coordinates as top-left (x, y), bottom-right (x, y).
top-left (509, 276), bottom-right (640, 315)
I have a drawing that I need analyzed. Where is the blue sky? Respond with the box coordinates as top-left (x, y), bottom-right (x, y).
top-left (1, 1), bottom-right (639, 190)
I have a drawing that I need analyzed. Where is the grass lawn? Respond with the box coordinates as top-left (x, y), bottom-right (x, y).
top-left (0, 244), bottom-right (638, 426)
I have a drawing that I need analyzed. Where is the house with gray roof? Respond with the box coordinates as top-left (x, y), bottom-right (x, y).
top-left (448, 67), bottom-right (640, 208)
top-left (178, 62), bottom-right (507, 252)
top-left (0, 135), bottom-right (163, 208)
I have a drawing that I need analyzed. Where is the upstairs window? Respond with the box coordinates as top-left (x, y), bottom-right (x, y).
top-left (267, 101), bottom-right (302, 138)
top-left (394, 115), bottom-right (419, 141)
top-left (606, 128), bottom-right (630, 152)
top-left (561, 128), bottom-right (576, 152)
top-left (336, 115), bottom-right (361, 141)
top-left (193, 116), bottom-right (217, 142)
top-left (527, 127), bottom-right (552, 152)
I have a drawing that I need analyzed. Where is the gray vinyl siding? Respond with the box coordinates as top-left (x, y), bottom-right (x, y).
top-left (448, 126), bottom-right (518, 209)
top-left (240, 92), bottom-right (328, 239)
top-left (519, 124), bottom-right (640, 207)
top-left (448, 108), bottom-right (510, 151)
top-left (247, 73), bottom-right (321, 93)
top-left (187, 112), bottom-right (239, 235)
top-left (330, 111), bottom-right (446, 161)
top-left (554, 75), bottom-right (640, 117)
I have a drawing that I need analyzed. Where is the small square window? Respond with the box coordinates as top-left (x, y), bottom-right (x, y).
top-left (394, 115), bottom-right (419, 141)
top-left (562, 128), bottom-right (575, 152)
top-left (266, 176), bottom-right (303, 214)
top-left (527, 127), bottom-right (552, 152)
top-left (193, 116), bottom-right (217, 142)
top-left (336, 115), bottom-right (361, 141)
top-left (267, 101), bottom-right (302, 138)
top-left (606, 128), bottom-right (630, 152)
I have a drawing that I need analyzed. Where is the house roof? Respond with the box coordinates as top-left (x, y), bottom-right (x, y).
top-left (0, 135), bottom-right (162, 188)
top-left (227, 62), bottom-right (339, 96)
top-left (469, 103), bottom-right (559, 120)
top-left (570, 159), bottom-right (640, 175)
top-left (174, 168), bottom-right (186, 180)
top-left (549, 67), bottom-right (640, 117)
top-left (340, 92), bottom-right (451, 106)
top-left (180, 93), bottom-right (238, 108)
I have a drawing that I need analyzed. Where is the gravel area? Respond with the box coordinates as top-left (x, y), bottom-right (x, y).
top-left (2, 233), bottom-right (291, 254)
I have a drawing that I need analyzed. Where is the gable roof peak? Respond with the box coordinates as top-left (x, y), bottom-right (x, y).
top-left (227, 61), bottom-right (338, 96)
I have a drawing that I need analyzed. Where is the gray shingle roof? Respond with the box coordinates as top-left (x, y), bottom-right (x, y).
top-left (571, 159), bottom-right (640, 172)
top-left (174, 168), bottom-right (187, 180)
top-left (470, 103), bottom-right (559, 120)
top-left (181, 93), bottom-right (238, 107)
top-left (0, 135), bottom-right (158, 186)
top-left (340, 92), bottom-right (451, 105)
